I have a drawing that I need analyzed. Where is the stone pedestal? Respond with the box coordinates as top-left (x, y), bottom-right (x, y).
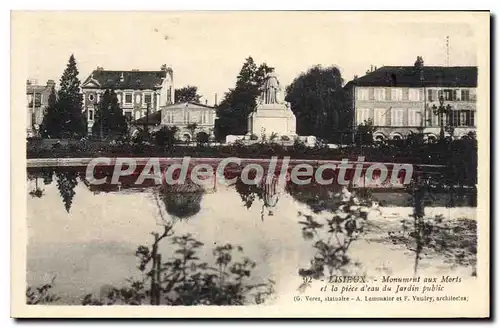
top-left (247, 72), bottom-right (296, 138)
top-left (248, 103), bottom-right (296, 138)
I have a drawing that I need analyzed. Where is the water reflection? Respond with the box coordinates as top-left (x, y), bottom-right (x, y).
top-left (26, 165), bottom-right (478, 305)
top-left (234, 175), bottom-right (282, 221)
top-left (26, 165), bottom-right (477, 214)
top-left (159, 183), bottom-right (204, 220)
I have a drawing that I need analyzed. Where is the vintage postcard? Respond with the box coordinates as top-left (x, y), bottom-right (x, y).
top-left (11, 11), bottom-right (490, 318)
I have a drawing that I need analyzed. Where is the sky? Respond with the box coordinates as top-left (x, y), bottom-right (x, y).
top-left (16, 11), bottom-right (480, 106)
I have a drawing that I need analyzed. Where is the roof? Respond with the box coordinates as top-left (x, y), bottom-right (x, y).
top-left (82, 69), bottom-right (169, 90)
top-left (166, 101), bottom-right (216, 110)
top-left (132, 110), bottom-right (162, 125)
top-left (345, 66), bottom-right (477, 88)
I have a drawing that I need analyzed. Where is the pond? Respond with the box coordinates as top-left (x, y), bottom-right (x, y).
top-left (26, 166), bottom-right (478, 305)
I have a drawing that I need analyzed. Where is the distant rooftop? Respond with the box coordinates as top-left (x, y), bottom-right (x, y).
top-left (345, 66), bottom-right (477, 88)
top-left (82, 66), bottom-right (173, 90)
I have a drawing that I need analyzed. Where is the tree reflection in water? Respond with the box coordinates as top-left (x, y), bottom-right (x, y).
top-left (27, 168), bottom-right (56, 199)
top-left (158, 182), bottom-right (205, 220)
top-left (286, 181), bottom-right (345, 213)
top-left (55, 169), bottom-right (79, 213)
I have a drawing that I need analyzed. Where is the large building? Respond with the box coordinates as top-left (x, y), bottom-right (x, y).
top-left (344, 57), bottom-right (477, 141)
top-left (132, 101), bottom-right (217, 142)
top-left (81, 65), bottom-right (175, 135)
top-left (26, 79), bottom-right (56, 137)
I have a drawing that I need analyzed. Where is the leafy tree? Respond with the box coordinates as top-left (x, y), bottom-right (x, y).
top-left (174, 85), bottom-right (202, 103)
top-left (92, 89), bottom-right (128, 138)
top-left (40, 85), bottom-right (59, 138)
top-left (285, 65), bottom-right (349, 141)
top-left (297, 188), bottom-right (373, 291)
top-left (186, 123), bottom-right (198, 144)
top-left (26, 276), bottom-right (60, 304)
top-left (215, 57), bottom-right (274, 140)
top-left (195, 131), bottom-right (210, 146)
top-left (355, 119), bottom-right (375, 146)
top-left (82, 232), bottom-right (274, 305)
top-left (154, 126), bottom-right (179, 149)
top-left (56, 54), bottom-right (86, 138)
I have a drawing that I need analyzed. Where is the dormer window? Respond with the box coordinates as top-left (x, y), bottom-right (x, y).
top-left (88, 94), bottom-right (95, 102)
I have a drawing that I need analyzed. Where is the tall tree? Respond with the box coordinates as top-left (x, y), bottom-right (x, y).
top-left (56, 54), bottom-right (86, 138)
top-left (215, 57), bottom-right (274, 140)
top-left (175, 86), bottom-right (202, 103)
top-left (40, 85), bottom-right (59, 138)
top-left (285, 65), bottom-right (349, 141)
top-left (92, 89), bottom-right (128, 138)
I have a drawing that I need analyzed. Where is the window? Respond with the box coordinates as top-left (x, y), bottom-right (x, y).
top-left (374, 88), bottom-right (385, 101)
top-left (428, 89), bottom-right (438, 102)
top-left (167, 87), bottom-right (172, 104)
top-left (34, 93), bottom-right (42, 105)
top-left (460, 111), bottom-right (467, 126)
top-left (88, 94), bottom-right (95, 102)
top-left (88, 109), bottom-right (94, 121)
top-left (135, 111), bottom-right (141, 120)
top-left (144, 94), bottom-right (152, 104)
top-left (391, 108), bottom-right (404, 126)
top-left (357, 88), bottom-right (369, 101)
top-left (438, 90), bottom-right (444, 99)
top-left (165, 111), bottom-right (175, 124)
top-left (125, 94), bottom-right (133, 104)
top-left (135, 94), bottom-right (141, 104)
top-left (391, 88), bottom-right (403, 101)
top-left (461, 90), bottom-right (470, 101)
top-left (124, 112), bottom-right (132, 121)
top-left (448, 110), bottom-right (475, 127)
top-left (407, 109), bottom-right (421, 126)
top-left (373, 108), bottom-right (386, 126)
top-left (408, 89), bottom-right (420, 101)
top-left (443, 89), bottom-right (455, 101)
top-left (356, 108), bottom-right (370, 125)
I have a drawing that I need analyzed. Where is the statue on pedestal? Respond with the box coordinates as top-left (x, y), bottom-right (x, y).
top-left (260, 72), bottom-right (280, 105)
top-left (248, 71), bottom-right (297, 138)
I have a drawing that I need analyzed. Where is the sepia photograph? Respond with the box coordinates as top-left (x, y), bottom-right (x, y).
top-left (10, 10), bottom-right (490, 318)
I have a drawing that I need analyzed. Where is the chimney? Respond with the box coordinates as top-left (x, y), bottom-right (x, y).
top-left (46, 79), bottom-right (55, 88)
top-left (414, 56), bottom-right (424, 81)
top-left (96, 66), bottom-right (104, 71)
top-left (120, 72), bottom-right (124, 82)
top-left (26, 79), bottom-right (31, 86)
top-left (214, 93), bottom-right (218, 106)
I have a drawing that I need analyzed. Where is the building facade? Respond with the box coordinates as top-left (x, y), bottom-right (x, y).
top-left (26, 79), bottom-right (56, 137)
top-left (81, 65), bottom-right (175, 135)
top-left (161, 102), bottom-right (217, 141)
top-left (344, 58), bottom-right (477, 141)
